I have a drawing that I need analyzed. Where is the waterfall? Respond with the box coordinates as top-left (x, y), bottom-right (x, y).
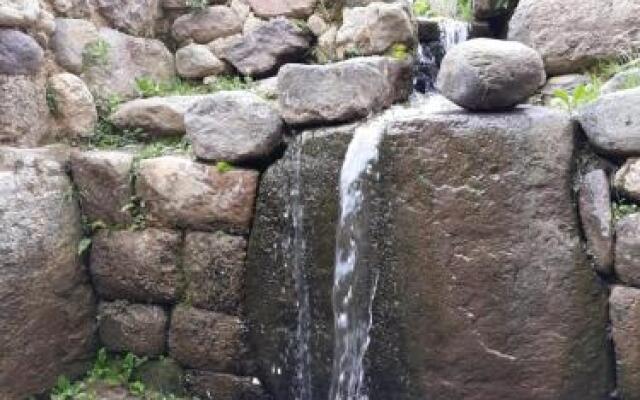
top-left (414, 18), bottom-right (469, 93)
top-left (288, 139), bottom-right (313, 400)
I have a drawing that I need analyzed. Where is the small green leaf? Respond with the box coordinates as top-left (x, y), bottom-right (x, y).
top-left (78, 238), bottom-right (92, 256)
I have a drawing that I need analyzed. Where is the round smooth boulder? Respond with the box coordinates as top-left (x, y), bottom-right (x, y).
top-left (436, 38), bottom-right (545, 111)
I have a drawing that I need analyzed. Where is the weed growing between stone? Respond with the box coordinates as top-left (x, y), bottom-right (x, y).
top-left (51, 349), bottom-right (195, 400)
top-left (134, 76), bottom-right (253, 98)
top-left (613, 201), bottom-right (640, 222)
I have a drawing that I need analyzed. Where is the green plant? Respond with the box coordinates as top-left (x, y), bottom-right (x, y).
top-left (83, 39), bottom-right (110, 68)
top-left (46, 84), bottom-right (59, 115)
top-left (121, 195), bottom-right (147, 231)
top-left (613, 201), bottom-right (640, 221)
top-left (457, 0), bottom-right (473, 21)
top-left (135, 76), bottom-right (253, 99)
top-left (51, 376), bottom-right (88, 400)
top-left (186, 0), bottom-right (208, 11)
top-left (591, 52), bottom-right (640, 80)
top-left (413, 0), bottom-right (434, 17)
top-left (388, 43), bottom-right (410, 61)
top-left (551, 79), bottom-right (601, 112)
top-left (216, 161), bottom-right (233, 173)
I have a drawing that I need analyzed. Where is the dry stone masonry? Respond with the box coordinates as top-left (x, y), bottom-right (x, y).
top-left (1, 0), bottom-right (640, 399)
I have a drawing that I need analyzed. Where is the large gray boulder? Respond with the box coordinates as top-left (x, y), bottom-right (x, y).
top-left (136, 156), bottom-right (259, 233)
top-left (81, 27), bottom-right (176, 100)
top-left (185, 91), bottom-right (284, 163)
top-left (0, 29), bottom-right (43, 75)
top-left (246, 105), bottom-right (612, 400)
top-left (0, 74), bottom-right (49, 146)
top-left (578, 170), bottom-right (613, 274)
top-left (576, 87), bottom-right (640, 156)
top-left (277, 56), bottom-right (412, 125)
top-left (437, 38), bottom-right (545, 111)
top-left (51, 18), bottom-right (100, 75)
top-left (96, 0), bottom-right (162, 37)
top-left (335, 2), bottom-right (415, 58)
top-left (508, 0), bottom-right (640, 75)
top-left (0, 148), bottom-right (96, 399)
top-left (172, 5), bottom-right (242, 44)
top-left (214, 17), bottom-right (310, 77)
top-left (610, 286), bottom-right (640, 400)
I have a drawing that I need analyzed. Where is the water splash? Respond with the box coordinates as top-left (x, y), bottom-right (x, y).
top-left (289, 139), bottom-right (313, 400)
top-left (438, 18), bottom-right (469, 53)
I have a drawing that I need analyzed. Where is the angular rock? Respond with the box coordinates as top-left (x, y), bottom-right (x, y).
top-left (176, 43), bottom-right (226, 78)
top-left (111, 96), bottom-right (202, 136)
top-left (81, 28), bottom-right (176, 100)
top-left (98, 301), bottom-right (168, 357)
top-left (48, 73), bottom-right (98, 139)
top-left (615, 159), bottom-right (640, 202)
top-left (335, 2), bottom-right (414, 58)
top-left (169, 306), bottom-right (245, 372)
top-left (578, 170), bottom-right (613, 274)
top-left (246, 0), bottom-right (316, 18)
top-left (277, 56), bottom-right (412, 125)
top-left (437, 38), bottom-right (545, 111)
top-left (610, 285), bottom-right (640, 400)
top-left (183, 232), bottom-right (247, 315)
top-left (96, 0), bottom-right (162, 37)
top-left (576, 87), bottom-right (640, 156)
top-left (0, 0), bottom-right (40, 28)
top-left (185, 91), bottom-right (283, 163)
top-left (615, 213), bottom-right (640, 287)
top-left (508, 0), bottom-right (640, 75)
top-left (246, 106), bottom-right (612, 400)
top-left (0, 74), bottom-right (49, 146)
top-left (215, 17), bottom-right (310, 77)
top-left (71, 150), bottom-right (134, 225)
top-left (602, 68), bottom-right (640, 95)
top-left (185, 371), bottom-right (267, 400)
top-left (51, 18), bottom-right (100, 75)
top-left (0, 29), bottom-right (44, 75)
top-left (134, 358), bottom-right (185, 395)
top-left (136, 156), bottom-right (258, 233)
top-left (172, 6), bottom-right (242, 44)
top-left (90, 228), bottom-right (182, 303)
top-left (0, 148), bottom-right (96, 399)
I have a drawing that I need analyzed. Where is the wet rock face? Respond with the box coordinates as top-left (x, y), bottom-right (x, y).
top-left (185, 371), bottom-right (269, 400)
top-left (576, 87), bottom-right (640, 156)
top-left (609, 286), bottom-right (640, 400)
top-left (0, 148), bottom-right (96, 399)
top-left (246, 106), bottom-right (612, 400)
top-left (579, 170), bottom-right (614, 274)
top-left (508, 0), bottom-right (640, 75)
top-left (437, 38), bottom-right (545, 111)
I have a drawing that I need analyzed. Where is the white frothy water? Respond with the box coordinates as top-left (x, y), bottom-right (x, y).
top-left (328, 96), bottom-right (456, 400)
top-left (439, 18), bottom-right (469, 53)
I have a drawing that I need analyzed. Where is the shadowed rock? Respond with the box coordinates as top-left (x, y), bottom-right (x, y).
top-left (579, 169), bottom-right (614, 274)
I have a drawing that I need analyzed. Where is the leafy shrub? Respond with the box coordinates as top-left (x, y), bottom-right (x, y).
top-left (83, 39), bottom-right (110, 68)
top-left (551, 79), bottom-right (601, 112)
top-left (388, 43), bottom-right (410, 61)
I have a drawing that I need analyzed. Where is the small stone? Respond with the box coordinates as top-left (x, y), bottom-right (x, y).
top-left (335, 2), bottom-right (414, 58)
top-left (602, 68), bottom-right (640, 95)
top-left (610, 285), bottom-right (640, 400)
top-left (96, 0), bottom-right (162, 37)
top-left (215, 17), bottom-right (310, 77)
top-left (437, 38), bottom-right (545, 111)
top-left (578, 170), bottom-right (613, 274)
top-left (172, 6), bottom-right (242, 44)
top-left (185, 91), bottom-right (284, 163)
top-left (615, 213), bottom-right (640, 287)
top-left (0, 29), bottom-right (44, 75)
top-left (615, 159), bottom-right (640, 202)
top-left (98, 301), bottom-right (168, 357)
top-left (246, 0), bottom-right (317, 18)
top-left (48, 73), bottom-right (97, 139)
top-left (576, 87), bottom-right (640, 156)
top-left (176, 43), bottom-right (226, 78)
top-left (51, 18), bottom-right (100, 75)
top-left (111, 95), bottom-right (202, 136)
top-left (70, 150), bottom-right (134, 225)
top-left (136, 156), bottom-right (259, 233)
top-left (185, 371), bottom-right (268, 400)
top-left (277, 56), bottom-right (412, 125)
top-left (183, 232), bottom-right (247, 314)
top-left (168, 305), bottom-right (245, 372)
top-left (90, 228), bottom-right (182, 303)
